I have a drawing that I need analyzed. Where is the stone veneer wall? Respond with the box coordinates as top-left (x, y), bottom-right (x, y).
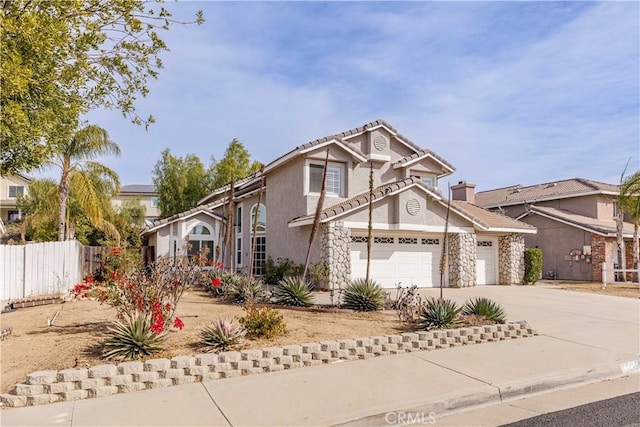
top-left (321, 222), bottom-right (351, 291)
top-left (1, 323), bottom-right (536, 407)
top-left (448, 232), bottom-right (477, 287)
top-left (498, 234), bottom-right (525, 285)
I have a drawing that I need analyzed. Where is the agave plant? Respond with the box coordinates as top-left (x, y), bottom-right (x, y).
top-left (200, 318), bottom-right (247, 352)
top-left (227, 276), bottom-right (267, 304)
top-left (419, 297), bottom-right (462, 330)
top-left (462, 297), bottom-right (506, 324)
top-left (273, 276), bottom-right (314, 307)
top-left (102, 313), bottom-right (166, 361)
top-left (342, 278), bottom-right (385, 312)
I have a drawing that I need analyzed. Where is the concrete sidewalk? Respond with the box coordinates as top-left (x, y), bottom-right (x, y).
top-left (1, 286), bottom-right (639, 426)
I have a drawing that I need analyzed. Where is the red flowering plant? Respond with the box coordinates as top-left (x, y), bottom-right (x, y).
top-left (75, 246), bottom-right (208, 335)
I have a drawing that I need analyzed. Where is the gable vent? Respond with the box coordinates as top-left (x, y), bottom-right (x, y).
top-left (373, 135), bottom-right (387, 151)
top-left (406, 199), bottom-right (421, 216)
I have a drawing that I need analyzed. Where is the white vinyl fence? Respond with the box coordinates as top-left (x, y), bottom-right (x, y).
top-left (0, 241), bottom-right (84, 302)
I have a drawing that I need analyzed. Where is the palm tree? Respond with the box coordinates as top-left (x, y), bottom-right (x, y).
top-left (45, 125), bottom-right (121, 241)
top-left (619, 171), bottom-right (640, 281)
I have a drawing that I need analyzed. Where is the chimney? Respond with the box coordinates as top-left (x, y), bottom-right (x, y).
top-left (451, 181), bottom-right (476, 204)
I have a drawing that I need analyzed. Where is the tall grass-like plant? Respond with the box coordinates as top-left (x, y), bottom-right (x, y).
top-left (227, 276), bottom-right (267, 304)
top-left (342, 279), bottom-right (385, 312)
top-left (274, 276), bottom-right (314, 307)
top-left (200, 319), bottom-right (247, 352)
top-left (462, 298), bottom-right (506, 324)
top-left (102, 313), bottom-right (166, 361)
top-left (419, 298), bottom-right (462, 330)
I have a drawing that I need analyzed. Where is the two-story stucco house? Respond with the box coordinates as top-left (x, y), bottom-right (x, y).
top-left (474, 178), bottom-right (633, 282)
top-left (112, 185), bottom-right (161, 224)
top-left (0, 174), bottom-right (31, 225)
top-left (144, 119), bottom-right (535, 289)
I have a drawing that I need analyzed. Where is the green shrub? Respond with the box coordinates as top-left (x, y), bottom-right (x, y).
top-left (102, 313), bottom-right (166, 361)
top-left (523, 248), bottom-right (543, 284)
top-left (342, 279), bottom-right (385, 311)
top-left (227, 276), bottom-right (267, 304)
top-left (274, 276), bottom-right (314, 307)
top-left (239, 304), bottom-right (287, 339)
top-left (200, 319), bottom-right (246, 352)
top-left (307, 261), bottom-right (330, 288)
top-left (419, 298), bottom-right (462, 330)
top-left (262, 257), bottom-right (304, 286)
top-left (462, 297), bottom-right (506, 324)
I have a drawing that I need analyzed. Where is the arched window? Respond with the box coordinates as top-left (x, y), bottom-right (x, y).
top-left (250, 204), bottom-right (266, 233)
top-left (187, 223), bottom-right (214, 261)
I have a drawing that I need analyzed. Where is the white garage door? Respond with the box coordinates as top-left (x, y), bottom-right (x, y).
top-left (476, 239), bottom-right (497, 285)
top-left (350, 235), bottom-right (443, 288)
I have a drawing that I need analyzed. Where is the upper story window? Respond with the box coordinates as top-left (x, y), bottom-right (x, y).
top-left (411, 175), bottom-right (436, 188)
top-left (613, 201), bottom-right (619, 219)
top-left (8, 185), bottom-right (24, 198)
top-left (236, 205), bottom-right (243, 233)
top-left (308, 162), bottom-right (344, 197)
top-left (151, 197), bottom-right (159, 208)
top-left (251, 203), bottom-right (266, 233)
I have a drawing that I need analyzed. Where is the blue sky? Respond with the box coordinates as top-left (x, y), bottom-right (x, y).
top-left (72, 1), bottom-right (638, 193)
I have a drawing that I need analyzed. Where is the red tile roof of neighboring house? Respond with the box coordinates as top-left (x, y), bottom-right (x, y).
top-left (475, 178), bottom-right (619, 208)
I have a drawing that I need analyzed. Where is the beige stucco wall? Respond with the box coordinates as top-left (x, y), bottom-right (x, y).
top-left (521, 214), bottom-right (594, 281)
top-left (112, 194), bottom-right (160, 219)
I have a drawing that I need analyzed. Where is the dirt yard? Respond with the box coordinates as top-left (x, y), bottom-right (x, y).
top-left (535, 281), bottom-right (640, 299)
top-left (0, 290), bottom-right (405, 393)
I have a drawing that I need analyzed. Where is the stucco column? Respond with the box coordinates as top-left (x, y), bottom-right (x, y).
top-left (498, 233), bottom-right (525, 285)
top-left (320, 222), bottom-right (351, 291)
top-left (448, 232), bottom-right (476, 287)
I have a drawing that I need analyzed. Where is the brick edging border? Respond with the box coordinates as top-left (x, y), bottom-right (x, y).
top-left (1, 322), bottom-right (537, 407)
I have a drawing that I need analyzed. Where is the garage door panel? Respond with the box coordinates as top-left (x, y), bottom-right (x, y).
top-left (476, 240), bottom-right (497, 285)
top-left (350, 236), bottom-right (442, 288)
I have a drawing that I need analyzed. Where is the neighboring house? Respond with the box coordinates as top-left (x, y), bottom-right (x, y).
top-left (112, 185), bottom-right (160, 224)
top-left (0, 174), bottom-right (31, 224)
top-left (143, 119), bottom-right (535, 289)
top-left (474, 178), bottom-right (633, 282)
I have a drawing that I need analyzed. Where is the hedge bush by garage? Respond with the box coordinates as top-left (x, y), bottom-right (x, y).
top-left (523, 248), bottom-right (543, 284)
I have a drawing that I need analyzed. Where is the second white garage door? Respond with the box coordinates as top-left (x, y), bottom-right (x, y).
top-left (476, 239), bottom-right (497, 285)
top-left (350, 235), bottom-right (443, 288)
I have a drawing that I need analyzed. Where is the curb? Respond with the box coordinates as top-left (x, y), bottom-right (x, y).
top-left (333, 358), bottom-right (640, 426)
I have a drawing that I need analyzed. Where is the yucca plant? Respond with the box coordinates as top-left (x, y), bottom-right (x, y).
top-left (342, 278), bottom-right (385, 311)
top-left (419, 298), bottom-right (462, 330)
top-left (227, 276), bottom-right (267, 304)
top-left (273, 276), bottom-right (314, 307)
top-left (200, 318), bottom-right (247, 352)
top-left (462, 297), bottom-right (506, 324)
top-left (102, 313), bottom-right (166, 361)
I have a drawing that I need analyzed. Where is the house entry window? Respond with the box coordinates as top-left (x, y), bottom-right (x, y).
top-left (249, 203), bottom-right (266, 275)
top-left (187, 224), bottom-right (214, 261)
top-left (309, 162), bottom-right (344, 196)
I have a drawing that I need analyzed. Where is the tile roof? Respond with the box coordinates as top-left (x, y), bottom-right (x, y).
top-left (393, 149), bottom-right (455, 174)
top-left (142, 203), bottom-right (220, 235)
top-left (475, 178), bottom-right (619, 208)
top-left (526, 206), bottom-right (633, 237)
top-left (290, 177), bottom-right (534, 232)
top-left (449, 201), bottom-right (536, 232)
top-left (120, 184), bottom-right (157, 194)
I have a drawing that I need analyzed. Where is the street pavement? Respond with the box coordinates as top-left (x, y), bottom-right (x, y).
top-left (1, 285), bottom-right (639, 426)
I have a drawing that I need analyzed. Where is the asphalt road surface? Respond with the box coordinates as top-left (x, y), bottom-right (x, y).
top-left (501, 392), bottom-right (640, 427)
